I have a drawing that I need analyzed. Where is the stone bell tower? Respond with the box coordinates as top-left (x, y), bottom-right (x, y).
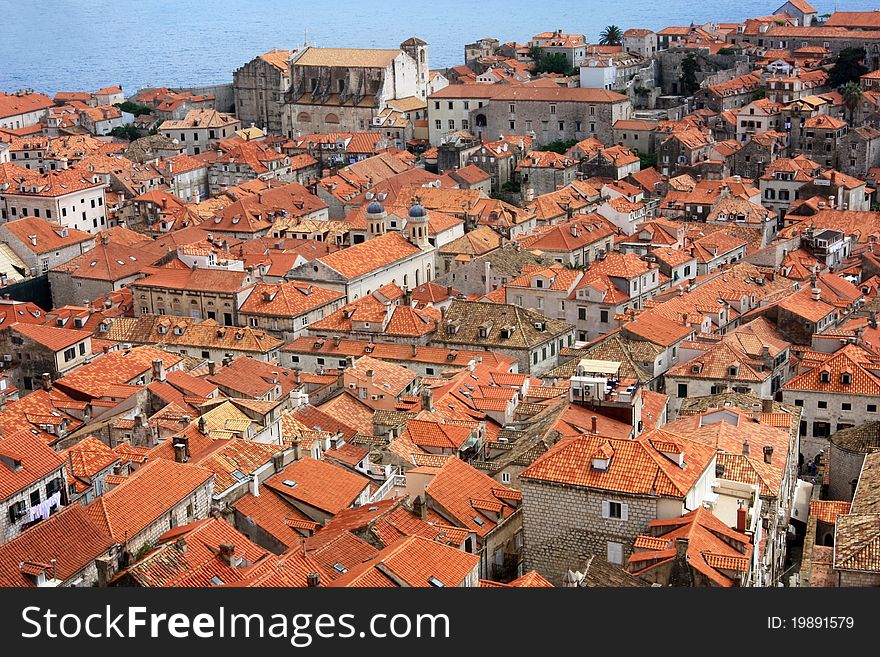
top-left (400, 37), bottom-right (429, 99)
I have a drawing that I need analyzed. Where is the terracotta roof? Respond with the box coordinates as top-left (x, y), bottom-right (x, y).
top-left (8, 322), bottom-right (91, 352)
top-left (783, 344), bottom-right (880, 396)
top-left (2, 217), bottom-right (92, 254)
top-left (425, 457), bottom-right (520, 538)
top-left (118, 517), bottom-right (271, 587)
top-left (329, 534), bottom-right (479, 587)
top-left (264, 457), bottom-right (369, 516)
top-left (810, 500), bottom-right (851, 525)
top-left (85, 458), bottom-right (213, 542)
top-left (521, 430), bottom-right (716, 498)
top-left (316, 392), bottom-right (376, 437)
top-left (131, 266), bottom-right (251, 294)
top-left (0, 504), bottom-right (115, 586)
top-left (240, 281), bottom-right (343, 317)
top-left (195, 439), bottom-right (279, 494)
top-left (628, 507), bottom-right (752, 587)
top-left (0, 92), bottom-right (53, 120)
top-left (0, 431), bottom-right (65, 500)
top-left (315, 232), bottom-right (421, 280)
top-left (53, 345), bottom-right (182, 399)
top-left (294, 47), bottom-right (401, 68)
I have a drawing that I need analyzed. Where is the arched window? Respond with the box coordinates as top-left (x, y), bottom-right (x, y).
top-left (475, 114), bottom-right (487, 127)
top-left (325, 113), bottom-right (339, 124)
top-left (297, 112), bottom-right (312, 123)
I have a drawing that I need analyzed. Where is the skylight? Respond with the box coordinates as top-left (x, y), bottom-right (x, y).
top-left (282, 479), bottom-right (298, 488)
top-left (428, 577), bottom-right (445, 587)
top-left (473, 516), bottom-right (485, 526)
top-left (333, 563), bottom-right (347, 573)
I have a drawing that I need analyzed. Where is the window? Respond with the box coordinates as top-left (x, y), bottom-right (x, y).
top-left (501, 472), bottom-right (511, 484)
top-left (30, 490), bottom-right (41, 507)
top-left (842, 403), bottom-right (852, 411)
top-left (63, 347), bottom-right (76, 362)
top-left (607, 541), bottom-right (624, 565)
top-left (817, 401), bottom-right (827, 409)
top-left (435, 120), bottom-right (441, 130)
top-left (868, 404), bottom-right (877, 413)
top-left (602, 500), bottom-right (627, 520)
top-left (448, 119), bottom-right (455, 129)
top-left (509, 120), bottom-right (515, 130)
top-left (578, 307), bottom-right (587, 321)
top-left (600, 310), bottom-right (609, 323)
top-left (677, 383), bottom-right (688, 398)
top-left (794, 399), bottom-right (804, 407)
top-left (549, 104), bottom-right (556, 114)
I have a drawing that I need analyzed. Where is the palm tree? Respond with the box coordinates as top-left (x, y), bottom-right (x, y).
top-left (598, 25), bottom-right (623, 47)
top-left (841, 81), bottom-right (863, 125)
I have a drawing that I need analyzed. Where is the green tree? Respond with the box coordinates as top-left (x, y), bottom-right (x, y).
top-left (599, 25), bottom-right (623, 47)
top-left (829, 47), bottom-right (868, 87)
top-left (109, 124), bottom-right (141, 141)
top-left (115, 100), bottom-right (153, 117)
top-left (751, 87), bottom-right (767, 101)
top-left (538, 139), bottom-right (578, 154)
top-left (536, 52), bottom-right (574, 75)
top-left (841, 81), bottom-right (863, 124)
top-left (680, 53), bottom-right (700, 96)
top-left (634, 149), bottom-right (657, 169)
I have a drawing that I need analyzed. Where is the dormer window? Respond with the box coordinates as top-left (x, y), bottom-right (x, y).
top-left (728, 366), bottom-right (738, 377)
top-left (841, 372), bottom-right (852, 385)
top-left (820, 370), bottom-right (830, 383)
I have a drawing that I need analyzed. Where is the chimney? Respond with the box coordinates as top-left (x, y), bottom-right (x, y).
top-left (151, 358), bottom-right (166, 382)
top-left (219, 542), bottom-right (236, 566)
top-left (173, 440), bottom-right (187, 463)
top-left (207, 360), bottom-right (216, 376)
top-left (272, 452), bottom-right (285, 472)
top-left (811, 286), bottom-right (821, 302)
top-left (403, 287), bottom-right (412, 306)
top-left (333, 336), bottom-right (340, 347)
top-left (307, 572), bottom-right (321, 587)
top-left (421, 386), bottom-right (434, 412)
top-left (762, 398), bottom-right (773, 413)
top-left (763, 445), bottom-right (773, 464)
top-left (591, 416), bottom-right (598, 434)
top-left (736, 503), bottom-right (747, 532)
top-left (176, 537), bottom-right (188, 553)
top-left (41, 372), bottom-right (51, 391)
top-left (100, 233), bottom-right (109, 245)
top-left (366, 369), bottom-right (374, 378)
top-left (198, 416), bottom-right (206, 434)
top-left (411, 344), bottom-right (418, 357)
top-left (446, 285), bottom-right (454, 297)
top-left (742, 440), bottom-right (750, 457)
top-left (249, 473), bottom-right (260, 497)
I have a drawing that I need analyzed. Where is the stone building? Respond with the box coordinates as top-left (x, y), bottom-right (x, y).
top-left (233, 49), bottom-right (292, 134)
top-left (519, 431), bottom-right (716, 584)
top-left (827, 422), bottom-right (880, 501)
top-left (782, 343), bottom-right (879, 463)
top-left (283, 40), bottom-right (428, 137)
top-left (130, 267), bottom-right (257, 327)
top-left (471, 87), bottom-right (632, 146)
top-left (839, 125), bottom-right (880, 179)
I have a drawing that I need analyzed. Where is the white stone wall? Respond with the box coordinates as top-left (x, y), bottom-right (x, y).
top-left (520, 479), bottom-right (658, 585)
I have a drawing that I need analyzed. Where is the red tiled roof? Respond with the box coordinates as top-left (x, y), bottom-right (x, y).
top-left (0, 504), bottom-right (115, 586)
top-left (264, 457), bottom-right (369, 516)
top-left (85, 458), bottom-right (213, 542)
top-left (0, 431), bottom-right (65, 500)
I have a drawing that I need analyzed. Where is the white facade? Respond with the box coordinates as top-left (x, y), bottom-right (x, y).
top-left (1, 184), bottom-right (109, 234)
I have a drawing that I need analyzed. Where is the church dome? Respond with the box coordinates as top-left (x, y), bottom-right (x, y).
top-left (408, 203), bottom-right (427, 219)
top-left (367, 200), bottom-right (385, 215)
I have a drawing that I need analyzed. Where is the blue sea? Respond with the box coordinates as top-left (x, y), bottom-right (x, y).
top-left (1, 0), bottom-right (878, 95)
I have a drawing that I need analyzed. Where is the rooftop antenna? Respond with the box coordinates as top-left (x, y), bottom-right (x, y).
top-left (304, 28), bottom-right (308, 47)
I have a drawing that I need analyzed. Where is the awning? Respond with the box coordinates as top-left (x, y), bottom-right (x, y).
top-left (791, 479), bottom-right (814, 523)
